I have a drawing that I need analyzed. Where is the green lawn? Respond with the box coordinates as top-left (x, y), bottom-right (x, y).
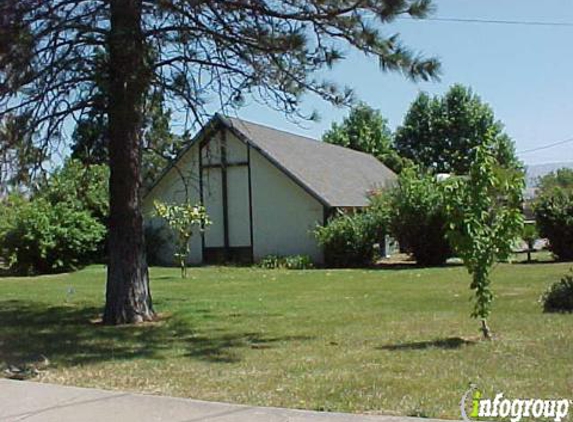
top-left (0, 262), bottom-right (572, 419)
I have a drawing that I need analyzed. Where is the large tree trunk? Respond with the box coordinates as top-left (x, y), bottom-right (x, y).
top-left (103, 0), bottom-right (155, 324)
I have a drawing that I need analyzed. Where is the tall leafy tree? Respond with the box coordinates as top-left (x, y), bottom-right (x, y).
top-left (323, 103), bottom-right (405, 172)
top-left (536, 168), bottom-right (573, 196)
top-left (395, 85), bottom-right (519, 174)
top-left (1, 0), bottom-right (440, 324)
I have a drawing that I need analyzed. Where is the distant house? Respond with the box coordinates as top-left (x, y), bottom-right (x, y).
top-left (143, 114), bottom-right (396, 265)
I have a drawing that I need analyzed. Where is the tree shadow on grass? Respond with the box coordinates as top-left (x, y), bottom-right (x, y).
top-left (181, 332), bottom-right (313, 363)
top-left (376, 336), bottom-right (477, 352)
top-left (0, 300), bottom-right (312, 369)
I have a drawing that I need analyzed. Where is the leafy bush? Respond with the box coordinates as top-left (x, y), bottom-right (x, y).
top-left (284, 255), bottom-right (313, 269)
top-left (258, 255), bottom-right (282, 269)
top-left (315, 209), bottom-right (387, 268)
top-left (534, 188), bottom-right (573, 261)
top-left (0, 160), bottom-right (109, 274)
top-left (1, 198), bottom-right (106, 274)
top-left (385, 167), bottom-right (451, 266)
top-left (541, 270), bottom-right (573, 313)
top-left (36, 159), bottom-right (109, 224)
top-left (258, 255), bottom-right (314, 270)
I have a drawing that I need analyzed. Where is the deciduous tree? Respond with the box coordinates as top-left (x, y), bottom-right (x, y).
top-left (154, 200), bottom-right (210, 278)
top-left (322, 103), bottom-right (406, 173)
top-left (536, 168), bottom-right (573, 195)
top-left (395, 85), bottom-right (519, 174)
top-left (444, 140), bottom-right (524, 338)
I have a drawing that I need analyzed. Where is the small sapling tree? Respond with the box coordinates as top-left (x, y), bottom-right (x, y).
top-left (521, 223), bottom-right (539, 263)
top-left (154, 201), bottom-right (210, 278)
top-left (444, 139), bottom-right (524, 339)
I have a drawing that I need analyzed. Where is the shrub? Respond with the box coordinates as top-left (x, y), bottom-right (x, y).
top-left (1, 197), bottom-right (106, 274)
top-left (258, 255), bottom-right (314, 270)
top-left (315, 209), bottom-right (386, 268)
top-left (541, 270), bottom-right (573, 313)
top-left (283, 255), bottom-right (314, 269)
top-left (258, 255), bottom-right (282, 269)
top-left (534, 188), bottom-right (573, 261)
top-left (0, 160), bottom-right (110, 274)
top-left (386, 167), bottom-right (451, 266)
top-left (36, 159), bottom-right (109, 225)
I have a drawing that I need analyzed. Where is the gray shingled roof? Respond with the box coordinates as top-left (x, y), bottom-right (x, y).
top-left (222, 115), bottom-right (396, 207)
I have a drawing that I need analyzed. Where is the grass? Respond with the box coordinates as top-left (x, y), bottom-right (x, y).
top-left (0, 260), bottom-right (572, 419)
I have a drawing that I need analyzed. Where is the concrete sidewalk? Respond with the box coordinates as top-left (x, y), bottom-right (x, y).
top-left (0, 379), bottom-right (450, 422)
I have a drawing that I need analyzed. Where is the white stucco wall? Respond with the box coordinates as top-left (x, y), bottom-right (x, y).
top-left (250, 148), bottom-right (324, 263)
top-left (225, 133), bottom-right (251, 248)
top-left (227, 165), bottom-right (251, 247)
top-left (202, 167), bottom-right (225, 248)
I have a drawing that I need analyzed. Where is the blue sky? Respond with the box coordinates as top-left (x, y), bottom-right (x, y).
top-left (228, 0), bottom-right (573, 165)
